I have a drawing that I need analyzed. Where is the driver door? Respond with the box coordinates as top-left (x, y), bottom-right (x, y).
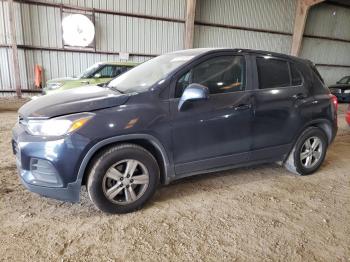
top-left (169, 54), bottom-right (253, 175)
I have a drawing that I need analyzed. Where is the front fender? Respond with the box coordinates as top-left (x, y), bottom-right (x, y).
top-left (75, 134), bottom-right (174, 199)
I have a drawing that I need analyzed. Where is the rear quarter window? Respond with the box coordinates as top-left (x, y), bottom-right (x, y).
top-left (309, 63), bottom-right (329, 94)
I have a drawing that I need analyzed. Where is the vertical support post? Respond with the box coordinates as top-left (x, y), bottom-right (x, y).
top-left (8, 0), bottom-right (22, 98)
top-left (184, 0), bottom-right (196, 49)
top-left (290, 0), bottom-right (325, 56)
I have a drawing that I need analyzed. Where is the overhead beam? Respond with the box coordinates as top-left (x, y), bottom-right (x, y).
top-left (184, 0), bottom-right (196, 49)
top-left (8, 0), bottom-right (22, 98)
top-left (291, 0), bottom-right (325, 56)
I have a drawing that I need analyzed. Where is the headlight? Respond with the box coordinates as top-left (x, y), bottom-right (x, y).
top-left (47, 82), bottom-right (63, 90)
top-left (344, 89), bottom-right (350, 94)
top-left (26, 113), bottom-right (94, 136)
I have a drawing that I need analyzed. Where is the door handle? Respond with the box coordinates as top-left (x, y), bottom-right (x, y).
top-left (293, 93), bottom-right (307, 100)
top-left (233, 104), bottom-right (251, 111)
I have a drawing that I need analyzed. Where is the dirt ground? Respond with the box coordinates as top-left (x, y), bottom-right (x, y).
top-left (0, 103), bottom-right (349, 262)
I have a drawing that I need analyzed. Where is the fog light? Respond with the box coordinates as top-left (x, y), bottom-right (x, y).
top-left (29, 158), bottom-right (63, 187)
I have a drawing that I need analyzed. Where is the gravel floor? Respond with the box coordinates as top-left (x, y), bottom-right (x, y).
top-left (0, 104), bottom-right (349, 261)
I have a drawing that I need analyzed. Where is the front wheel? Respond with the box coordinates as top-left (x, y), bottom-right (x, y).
top-left (284, 127), bottom-right (328, 175)
top-left (87, 144), bottom-right (159, 214)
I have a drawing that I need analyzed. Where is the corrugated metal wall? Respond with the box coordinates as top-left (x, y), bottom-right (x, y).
top-left (194, 0), bottom-right (296, 52)
top-left (193, 0), bottom-right (350, 86)
top-left (195, 0), bottom-right (296, 33)
top-left (44, 0), bottom-right (186, 20)
top-left (1, 0), bottom-right (350, 91)
top-left (304, 3), bottom-right (350, 40)
top-left (194, 26), bottom-right (292, 54)
top-left (0, 0), bottom-right (186, 91)
top-left (16, 2), bottom-right (185, 53)
top-left (301, 3), bottom-right (350, 86)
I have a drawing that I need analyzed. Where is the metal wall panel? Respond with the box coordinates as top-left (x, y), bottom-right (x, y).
top-left (316, 66), bottom-right (350, 86)
top-left (196, 0), bottom-right (296, 33)
top-left (0, 48), bottom-right (12, 89)
top-left (18, 3), bottom-right (185, 53)
top-left (302, 3), bottom-right (350, 85)
top-left (194, 25), bottom-right (292, 54)
top-left (19, 3), bottom-right (61, 47)
top-left (44, 0), bottom-right (186, 20)
top-left (0, 1), bottom-right (8, 44)
top-left (95, 13), bottom-right (184, 54)
top-left (300, 37), bottom-right (350, 66)
top-left (0, 48), bottom-right (32, 90)
top-left (305, 3), bottom-right (350, 41)
top-left (0, 0), bottom-right (185, 91)
top-left (0, 1), bottom-right (22, 45)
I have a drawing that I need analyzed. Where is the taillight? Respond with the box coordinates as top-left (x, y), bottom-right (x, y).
top-left (330, 94), bottom-right (338, 127)
top-left (331, 94), bottom-right (338, 111)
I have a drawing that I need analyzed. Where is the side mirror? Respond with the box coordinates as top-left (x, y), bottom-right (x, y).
top-left (178, 83), bottom-right (209, 111)
top-left (94, 73), bottom-right (102, 78)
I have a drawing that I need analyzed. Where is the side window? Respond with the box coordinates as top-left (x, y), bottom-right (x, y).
top-left (175, 56), bottom-right (245, 98)
top-left (290, 63), bottom-right (302, 86)
top-left (257, 57), bottom-right (290, 89)
top-left (96, 65), bottom-right (115, 78)
top-left (110, 66), bottom-right (131, 78)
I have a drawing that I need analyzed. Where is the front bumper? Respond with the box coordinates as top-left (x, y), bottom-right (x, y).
top-left (12, 123), bottom-right (91, 202)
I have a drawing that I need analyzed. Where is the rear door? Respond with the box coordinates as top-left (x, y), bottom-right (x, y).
top-left (169, 53), bottom-right (254, 175)
top-left (250, 55), bottom-right (312, 161)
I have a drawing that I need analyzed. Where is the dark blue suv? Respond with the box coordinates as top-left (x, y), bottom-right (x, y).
top-left (12, 48), bottom-right (338, 213)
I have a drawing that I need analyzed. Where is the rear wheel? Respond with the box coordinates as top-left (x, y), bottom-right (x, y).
top-left (87, 144), bottom-right (159, 214)
top-left (284, 127), bottom-right (328, 175)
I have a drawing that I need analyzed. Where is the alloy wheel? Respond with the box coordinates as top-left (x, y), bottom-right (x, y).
top-left (102, 159), bottom-right (149, 205)
top-left (300, 136), bottom-right (323, 168)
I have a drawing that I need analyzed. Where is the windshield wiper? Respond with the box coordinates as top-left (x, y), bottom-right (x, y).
top-left (109, 86), bottom-right (125, 94)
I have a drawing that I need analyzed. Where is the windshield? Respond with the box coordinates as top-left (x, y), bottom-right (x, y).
top-left (78, 63), bottom-right (101, 79)
top-left (107, 52), bottom-right (199, 93)
top-left (338, 76), bottom-right (350, 84)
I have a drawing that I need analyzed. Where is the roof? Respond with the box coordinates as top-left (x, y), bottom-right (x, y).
top-left (97, 61), bottom-right (140, 66)
top-left (174, 48), bottom-right (311, 64)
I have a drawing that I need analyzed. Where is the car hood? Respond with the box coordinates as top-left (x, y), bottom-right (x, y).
top-left (329, 84), bottom-right (350, 89)
top-left (47, 77), bottom-right (78, 84)
top-left (19, 85), bottom-right (129, 118)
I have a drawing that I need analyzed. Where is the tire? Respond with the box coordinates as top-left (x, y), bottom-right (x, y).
top-left (284, 127), bottom-right (328, 176)
top-left (87, 143), bottom-right (159, 214)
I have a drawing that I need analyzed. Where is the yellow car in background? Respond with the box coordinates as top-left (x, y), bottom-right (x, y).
top-left (43, 61), bottom-right (138, 95)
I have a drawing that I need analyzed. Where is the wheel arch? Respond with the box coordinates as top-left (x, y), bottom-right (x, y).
top-left (312, 121), bottom-right (334, 144)
top-left (297, 119), bottom-right (334, 144)
top-left (284, 119), bottom-right (335, 163)
top-left (78, 134), bottom-right (174, 189)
